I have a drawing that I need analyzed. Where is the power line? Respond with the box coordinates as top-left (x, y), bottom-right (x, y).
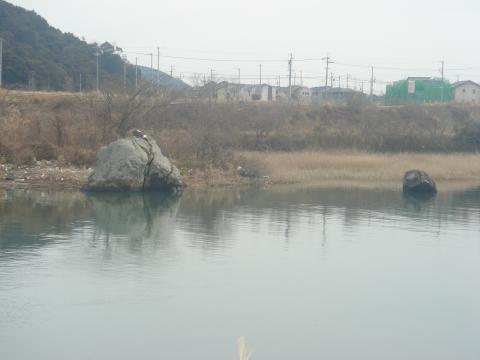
top-left (122, 51), bottom-right (286, 63)
top-left (120, 48), bottom-right (480, 78)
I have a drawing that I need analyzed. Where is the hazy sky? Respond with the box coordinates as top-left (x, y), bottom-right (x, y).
top-left (9, 0), bottom-right (480, 92)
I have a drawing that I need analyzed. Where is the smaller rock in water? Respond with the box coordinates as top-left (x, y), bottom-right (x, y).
top-left (4, 173), bottom-right (15, 181)
top-left (403, 170), bottom-right (437, 194)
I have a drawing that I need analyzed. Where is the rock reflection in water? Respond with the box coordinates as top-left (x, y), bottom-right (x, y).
top-left (403, 191), bottom-right (437, 212)
top-left (88, 192), bottom-right (180, 240)
top-left (85, 193), bottom-right (181, 260)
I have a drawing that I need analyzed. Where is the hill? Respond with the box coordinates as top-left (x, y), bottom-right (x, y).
top-left (139, 66), bottom-right (190, 91)
top-left (0, 0), bottom-right (188, 91)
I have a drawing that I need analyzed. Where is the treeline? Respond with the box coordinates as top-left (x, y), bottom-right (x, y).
top-left (0, 0), bottom-right (136, 91)
top-left (1, 89), bottom-right (480, 168)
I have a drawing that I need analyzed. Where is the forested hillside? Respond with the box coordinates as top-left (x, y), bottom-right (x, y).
top-left (0, 0), bottom-right (188, 91)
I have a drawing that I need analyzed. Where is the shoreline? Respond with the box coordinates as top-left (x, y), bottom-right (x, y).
top-left (2, 151), bottom-right (480, 192)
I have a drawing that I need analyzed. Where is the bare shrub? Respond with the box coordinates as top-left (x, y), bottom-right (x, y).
top-left (32, 142), bottom-right (58, 160)
top-left (2, 91), bottom-right (480, 169)
top-left (62, 147), bottom-right (96, 167)
top-left (13, 145), bottom-right (36, 165)
top-left (454, 119), bottom-right (480, 151)
top-left (235, 155), bottom-right (266, 178)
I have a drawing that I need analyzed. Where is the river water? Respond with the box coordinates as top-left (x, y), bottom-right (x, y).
top-left (0, 187), bottom-right (480, 360)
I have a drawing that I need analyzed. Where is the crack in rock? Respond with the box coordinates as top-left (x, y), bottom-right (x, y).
top-left (133, 137), bottom-right (155, 191)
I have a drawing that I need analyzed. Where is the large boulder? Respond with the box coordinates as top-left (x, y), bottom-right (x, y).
top-left (403, 169), bottom-right (437, 194)
top-left (84, 136), bottom-right (184, 192)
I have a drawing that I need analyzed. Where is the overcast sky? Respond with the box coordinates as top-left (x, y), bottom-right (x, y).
top-left (9, 0), bottom-right (480, 92)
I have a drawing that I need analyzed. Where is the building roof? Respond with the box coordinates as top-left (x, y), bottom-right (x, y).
top-left (406, 77), bottom-right (431, 81)
top-left (311, 86), bottom-right (364, 95)
top-left (451, 80), bottom-right (480, 88)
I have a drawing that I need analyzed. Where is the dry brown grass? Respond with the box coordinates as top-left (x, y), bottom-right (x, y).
top-left (242, 151), bottom-right (480, 189)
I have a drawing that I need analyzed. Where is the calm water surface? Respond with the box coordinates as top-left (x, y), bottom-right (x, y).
top-left (1, 187), bottom-right (480, 360)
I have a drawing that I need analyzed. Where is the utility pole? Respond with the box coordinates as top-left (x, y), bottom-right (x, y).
top-left (259, 64), bottom-right (262, 84)
top-left (210, 69), bottom-right (214, 82)
top-left (170, 65), bottom-right (174, 77)
top-left (338, 75), bottom-right (341, 88)
top-left (123, 60), bottom-right (127, 91)
top-left (300, 71), bottom-right (303, 86)
top-left (29, 71), bottom-right (35, 90)
top-left (95, 45), bottom-right (101, 93)
top-left (150, 53), bottom-right (153, 69)
top-left (346, 74), bottom-right (349, 89)
top-left (440, 60), bottom-right (445, 102)
top-left (370, 66), bottom-right (374, 97)
top-left (0, 37), bottom-right (4, 89)
top-left (157, 46), bottom-right (160, 86)
top-left (135, 57), bottom-right (138, 91)
top-left (238, 68), bottom-right (241, 84)
top-left (288, 53), bottom-right (293, 99)
top-left (330, 72), bottom-right (333, 87)
top-left (322, 56), bottom-right (333, 100)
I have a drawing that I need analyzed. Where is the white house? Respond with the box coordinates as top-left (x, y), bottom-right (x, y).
top-left (199, 82), bottom-right (276, 102)
top-left (276, 86), bottom-right (311, 103)
top-left (249, 84), bottom-right (276, 102)
top-left (452, 80), bottom-right (480, 104)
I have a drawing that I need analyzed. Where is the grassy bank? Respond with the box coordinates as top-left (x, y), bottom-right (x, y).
top-left (241, 151), bottom-right (480, 189)
top-left (2, 151), bottom-right (480, 191)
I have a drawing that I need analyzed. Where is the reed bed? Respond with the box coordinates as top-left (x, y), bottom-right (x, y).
top-left (242, 151), bottom-right (480, 188)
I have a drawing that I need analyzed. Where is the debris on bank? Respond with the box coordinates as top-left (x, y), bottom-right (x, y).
top-left (0, 161), bottom-right (90, 190)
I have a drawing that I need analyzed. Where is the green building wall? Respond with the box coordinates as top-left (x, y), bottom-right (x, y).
top-left (385, 79), bottom-right (453, 104)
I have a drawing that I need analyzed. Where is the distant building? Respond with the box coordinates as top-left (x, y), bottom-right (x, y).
top-left (292, 86), bottom-right (311, 103)
top-left (451, 80), bottom-right (480, 104)
top-left (311, 86), bottom-right (366, 103)
top-left (250, 84), bottom-right (277, 102)
top-left (276, 86), bottom-right (311, 103)
top-left (385, 77), bottom-right (453, 104)
top-left (194, 82), bottom-right (276, 102)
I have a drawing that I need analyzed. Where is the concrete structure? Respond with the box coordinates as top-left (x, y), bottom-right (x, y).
top-left (452, 81), bottom-right (480, 104)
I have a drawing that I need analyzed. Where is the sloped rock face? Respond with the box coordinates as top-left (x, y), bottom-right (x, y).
top-left (84, 136), bottom-right (183, 192)
top-left (403, 169), bottom-right (437, 194)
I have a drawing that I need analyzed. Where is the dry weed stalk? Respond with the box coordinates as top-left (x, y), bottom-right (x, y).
top-left (237, 337), bottom-right (252, 360)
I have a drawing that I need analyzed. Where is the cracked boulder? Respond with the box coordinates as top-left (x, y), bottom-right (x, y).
top-left (84, 136), bottom-right (184, 192)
